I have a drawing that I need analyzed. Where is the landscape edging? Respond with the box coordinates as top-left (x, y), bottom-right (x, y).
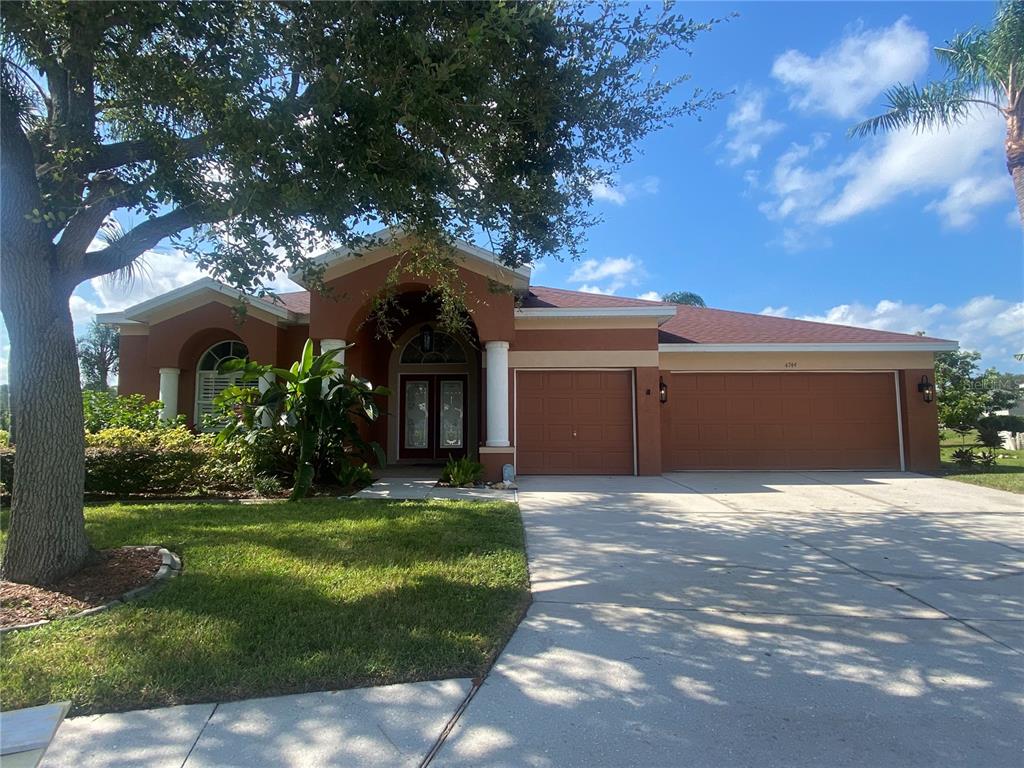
top-left (0, 546), bottom-right (182, 635)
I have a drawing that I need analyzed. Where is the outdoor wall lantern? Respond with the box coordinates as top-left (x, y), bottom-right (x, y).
top-left (659, 377), bottom-right (668, 404)
top-left (917, 375), bottom-right (935, 403)
top-left (419, 324), bottom-right (434, 353)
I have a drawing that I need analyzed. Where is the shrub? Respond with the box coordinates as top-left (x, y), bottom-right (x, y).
top-left (335, 461), bottom-right (374, 490)
top-left (82, 391), bottom-right (167, 433)
top-left (976, 425), bottom-right (1004, 449)
top-left (252, 474), bottom-right (284, 497)
top-left (951, 447), bottom-right (977, 468)
top-left (0, 429), bottom-right (9, 447)
top-left (975, 451), bottom-right (998, 469)
top-left (441, 456), bottom-right (484, 486)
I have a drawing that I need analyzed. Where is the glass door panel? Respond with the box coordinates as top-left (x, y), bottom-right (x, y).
top-left (404, 380), bottom-right (430, 449)
top-left (439, 380), bottom-right (464, 449)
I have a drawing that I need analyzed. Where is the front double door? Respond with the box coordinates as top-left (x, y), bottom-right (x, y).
top-left (399, 374), bottom-right (468, 460)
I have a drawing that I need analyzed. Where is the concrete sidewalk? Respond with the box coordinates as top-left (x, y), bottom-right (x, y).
top-left (41, 680), bottom-right (472, 768)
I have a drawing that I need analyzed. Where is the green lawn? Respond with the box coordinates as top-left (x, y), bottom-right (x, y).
top-left (0, 498), bottom-right (530, 715)
top-left (938, 431), bottom-right (1024, 494)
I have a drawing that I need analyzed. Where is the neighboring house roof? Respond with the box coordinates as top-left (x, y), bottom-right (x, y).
top-left (658, 305), bottom-right (956, 351)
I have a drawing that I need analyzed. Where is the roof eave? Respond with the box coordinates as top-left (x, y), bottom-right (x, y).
top-left (658, 341), bottom-right (959, 353)
top-left (290, 226), bottom-right (532, 288)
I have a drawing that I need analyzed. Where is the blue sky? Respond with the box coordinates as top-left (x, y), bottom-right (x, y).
top-left (2, 2), bottom-right (1021, 384)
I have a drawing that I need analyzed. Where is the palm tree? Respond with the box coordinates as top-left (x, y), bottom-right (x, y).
top-left (662, 291), bottom-right (706, 307)
top-left (851, 0), bottom-right (1023, 227)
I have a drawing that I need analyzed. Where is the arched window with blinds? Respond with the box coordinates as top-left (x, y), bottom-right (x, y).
top-left (195, 340), bottom-right (249, 429)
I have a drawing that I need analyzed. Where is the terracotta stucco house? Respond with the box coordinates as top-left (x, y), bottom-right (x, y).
top-left (100, 231), bottom-right (957, 481)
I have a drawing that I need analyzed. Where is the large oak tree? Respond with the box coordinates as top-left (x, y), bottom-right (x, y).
top-left (1, 1), bottom-right (725, 584)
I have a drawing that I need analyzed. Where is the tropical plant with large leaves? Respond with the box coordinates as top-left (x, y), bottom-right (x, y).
top-left (217, 340), bottom-right (387, 501)
top-left (850, 0), bottom-right (1024, 226)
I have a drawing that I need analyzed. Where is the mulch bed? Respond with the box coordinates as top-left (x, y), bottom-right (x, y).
top-left (0, 547), bottom-right (162, 629)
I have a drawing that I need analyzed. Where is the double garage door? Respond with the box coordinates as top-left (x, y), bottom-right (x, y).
top-left (515, 369), bottom-right (902, 475)
top-left (665, 372), bottom-right (902, 471)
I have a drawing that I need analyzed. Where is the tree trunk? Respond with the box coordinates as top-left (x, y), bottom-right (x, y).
top-left (0, 220), bottom-right (92, 585)
top-left (1, 266), bottom-right (92, 584)
top-left (1007, 102), bottom-right (1024, 231)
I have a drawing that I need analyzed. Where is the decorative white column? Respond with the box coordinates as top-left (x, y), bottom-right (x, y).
top-left (258, 372), bottom-right (275, 426)
top-left (485, 341), bottom-right (510, 447)
top-left (158, 367), bottom-right (180, 422)
top-left (320, 338), bottom-right (346, 365)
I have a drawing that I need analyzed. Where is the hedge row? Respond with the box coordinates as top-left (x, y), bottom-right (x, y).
top-left (0, 427), bottom-right (290, 498)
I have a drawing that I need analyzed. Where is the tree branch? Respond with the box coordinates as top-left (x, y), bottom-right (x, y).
top-left (55, 172), bottom-right (160, 268)
top-left (82, 133), bottom-right (210, 174)
top-left (76, 205), bottom-right (210, 282)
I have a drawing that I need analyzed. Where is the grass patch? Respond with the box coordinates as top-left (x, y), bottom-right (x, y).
top-left (0, 498), bottom-right (530, 715)
top-left (938, 430), bottom-right (1024, 494)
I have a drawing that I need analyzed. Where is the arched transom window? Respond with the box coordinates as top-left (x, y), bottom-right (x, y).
top-left (400, 330), bottom-right (467, 365)
top-left (196, 340), bottom-right (249, 428)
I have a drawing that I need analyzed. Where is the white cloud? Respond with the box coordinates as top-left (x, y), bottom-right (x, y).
top-left (589, 176), bottom-right (660, 206)
top-left (925, 176), bottom-right (1013, 229)
top-left (721, 91), bottom-right (784, 166)
top-left (1009, 208), bottom-right (1022, 228)
top-left (771, 17), bottom-right (929, 119)
top-left (758, 113), bottom-right (1009, 245)
top-left (636, 291), bottom-right (661, 302)
top-left (566, 255), bottom-right (646, 295)
top-left (762, 295), bottom-right (1024, 369)
top-left (84, 247), bottom-right (207, 314)
top-left (569, 256), bottom-right (637, 284)
top-left (819, 113), bottom-right (1007, 225)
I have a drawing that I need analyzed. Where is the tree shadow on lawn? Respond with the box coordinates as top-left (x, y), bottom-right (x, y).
top-left (81, 499), bottom-right (525, 570)
top-left (1, 569), bottom-right (531, 715)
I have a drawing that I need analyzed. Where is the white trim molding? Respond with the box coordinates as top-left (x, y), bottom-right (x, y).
top-left (658, 342), bottom-right (958, 353)
top-left (293, 225), bottom-right (532, 290)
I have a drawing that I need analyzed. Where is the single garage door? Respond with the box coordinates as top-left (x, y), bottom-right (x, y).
top-left (665, 372), bottom-right (901, 470)
top-left (516, 370), bottom-right (634, 475)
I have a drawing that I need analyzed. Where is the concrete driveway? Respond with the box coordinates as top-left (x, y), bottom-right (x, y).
top-left (435, 472), bottom-right (1023, 768)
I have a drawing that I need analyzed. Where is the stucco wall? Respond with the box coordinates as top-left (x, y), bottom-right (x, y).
top-left (899, 368), bottom-right (941, 472)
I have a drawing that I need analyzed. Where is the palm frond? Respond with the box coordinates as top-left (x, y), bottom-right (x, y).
top-left (95, 217), bottom-right (152, 289)
top-left (934, 29), bottom-right (994, 91)
top-left (849, 81), bottom-right (979, 138)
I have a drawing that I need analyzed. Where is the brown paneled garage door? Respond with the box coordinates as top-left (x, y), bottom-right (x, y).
top-left (665, 372), bottom-right (901, 470)
top-left (516, 370), bottom-right (634, 475)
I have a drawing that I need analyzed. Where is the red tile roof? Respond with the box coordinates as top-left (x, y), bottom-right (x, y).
top-left (521, 286), bottom-right (672, 309)
top-left (522, 286), bottom-right (951, 345)
top-left (658, 304), bottom-right (952, 345)
top-left (257, 290), bottom-right (310, 315)
top-left (255, 285), bottom-right (953, 345)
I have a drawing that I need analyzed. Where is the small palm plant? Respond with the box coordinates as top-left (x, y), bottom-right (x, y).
top-left (850, 0), bottom-right (1024, 226)
top-left (216, 339), bottom-right (388, 500)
